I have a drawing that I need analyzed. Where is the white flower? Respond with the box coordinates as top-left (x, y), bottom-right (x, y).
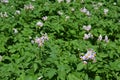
top-left (83, 33), bottom-right (93, 40)
top-left (98, 2), bottom-right (103, 6)
top-left (24, 3), bottom-right (34, 10)
top-left (38, 76), bottom-right (43, 80)
top-left (31, 40), bottom-right (34, 44)
top-left (0, 55), bottom-right (2, 62)
top-left (66, 0), bottom-right (70, 3)
top-left (57, 0), bottom-right (63, 3)
top-left (86, 11), bottom-right (91, 16)
top-left (32, 0), bottom-right (35, 1)
top-left (13, 28), bottom-right (18, 34)
top-left (104, 9), bottom-right (109, 15)
top-left (1, 0), bottom-right (9, 3)
top-left (36, 21), bottom-right (43, 27)
top-left (83, 61), bottom-right (87, 64)
top-left (57, 11), bottom-right (63, 15)
top-left (65, 15), bottom-right (70, 21)
top-left (83, 34), bottom-right (90, 40)
top-left (88, 33), bottom-right (93, 38)
top-left (113, 2), bottom-right (116, 5)
top-left (42, 16), bottom-right (48, 21)
top-left (80, 7), bottom-right (91, 16)
top-left (98, 34), bottom-right (102, 41)
top-left (104, 35), bottom-right (109, 43)
top-left (15, 10), bottom-right (20, 15)
top-left (80, 7), bottom-right (87, 13)
top-left (83, 25), bottom-right (91, 31)
top-left (3, 12), bottom-right (8, 17)
top-left (71, 8), bottom-right (75, 11)
top-left (81, 0), bottom-right (84, 3)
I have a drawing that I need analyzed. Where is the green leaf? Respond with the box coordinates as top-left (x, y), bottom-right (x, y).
top-left (95, 76), bottom-right (100, 80)
top-left (84, 74), bottom-right (88, 80)
top-left (67, 73), bottom-right (81, 80)
top-left (77, 62), bottom-right (85, 71)
top-left (45, 69), bottom-right (56, 79)
top-left (33, 63), bottom-right (38, 72)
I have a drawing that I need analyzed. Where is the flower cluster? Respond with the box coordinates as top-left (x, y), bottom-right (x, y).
top-left (80, 49), bottom-right (96, 64)
top-left (80, 7), bottom-right (91, 16)
top-left (1, 0), bottom-right (9, 3)
top-left (83, 25), bottom-right (93, 40)
top-left (57, 0), bottom-right (71, 3)
top-left (57, 0), bottom-right (63, 3)
top-left (35, 33), bottom-right (49, 47)
top-left (92, 2), bottom-right (103, 10)
top-left (98, 35), bottom-right (109, 43)
top-left (66, 0), bottom-right (71, 3)
top-left (83, 25), bottom-right (91, 31)
top-left (36, 21), bottom-right (43, 27)
top-left (104, 9), bottom-right (109, 15)
top-left (24, 3), bottom-right (34, 10)
top-left (83, 33), bottom-right (93, 40)
top-left (0, 12), bottom-right (8, 17)
top-left (42, 16), bottom-right (48, 21)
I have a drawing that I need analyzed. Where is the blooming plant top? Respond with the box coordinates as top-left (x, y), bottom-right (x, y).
top-left (80, 49), bottom-right (96, 63)
top-left (35, 33), bottom-right (49, 47)
top-left (83, 25), bottom-right (91, 31)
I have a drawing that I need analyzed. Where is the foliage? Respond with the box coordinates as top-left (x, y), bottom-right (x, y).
top-left (0, 0), bottom-right (120, 80)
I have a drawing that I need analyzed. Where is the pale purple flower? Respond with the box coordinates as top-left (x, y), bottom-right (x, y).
top-left (80, 7), bottom-right (91, 16)
top-left (83, 33), bottom-right (93, 40)
top-left (80, 49), bottom-right (96, 62)
top-left (35, 33), bottom-right (49, 47)
top-left (24, 3), bottom-right (34, 10)
top-left (83, 34), bottom-right (90, 40)
top-left (1, 0), bottom-right (9, 3)
top-left (98, 34), bottom-right (102, 41)
top-left (83, 25), bottom-right (91, 31)
top-left (36, 21), bottom-right (43, 27)
top-left (80, 7), bottom-right (87, 13)
top-left (104, 35), bottom-right (109, 43)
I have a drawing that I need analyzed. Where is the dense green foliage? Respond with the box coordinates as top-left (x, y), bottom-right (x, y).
top-left (0, 0), bottom-right (120, 80)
